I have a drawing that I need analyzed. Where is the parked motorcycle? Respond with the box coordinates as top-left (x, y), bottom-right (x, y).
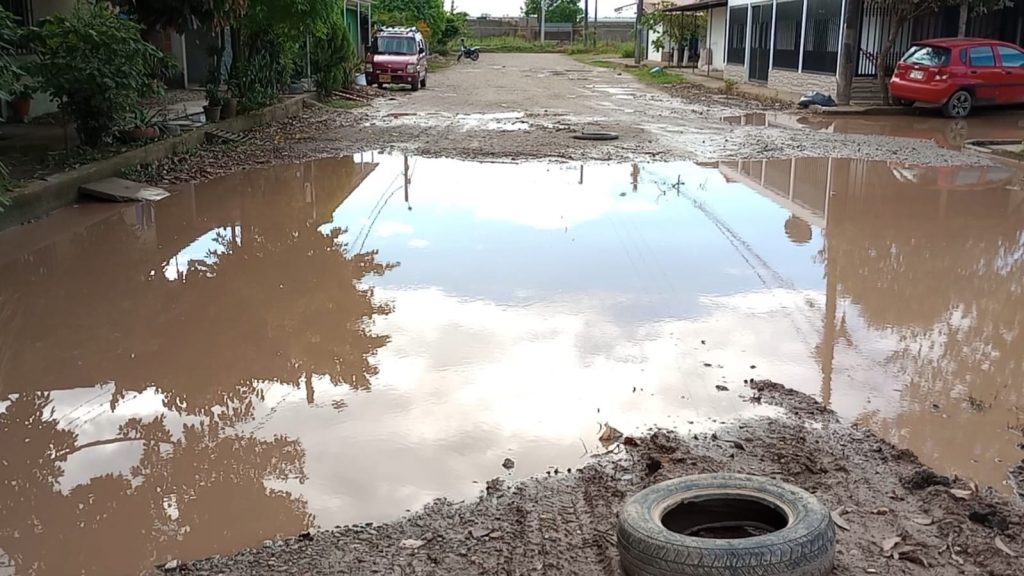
top-left (458, 39), bottom-right (480, 63)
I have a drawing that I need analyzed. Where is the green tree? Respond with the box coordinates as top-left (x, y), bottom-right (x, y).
top-left (642, 2), bottom-right (705, 65)
top-left (523, 0), bottom-right (584, 24)
top-left (29, 4), bottom-right (174, 146)
top-left (373, 0), bottom-right (446, 40)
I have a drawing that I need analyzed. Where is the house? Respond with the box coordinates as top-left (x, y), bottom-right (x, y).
top-left (722, 0), bottom-right (1024, 102)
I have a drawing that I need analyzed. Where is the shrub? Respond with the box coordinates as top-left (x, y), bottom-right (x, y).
top-left (235, 32), bottom-right (290, 112)
top-left (311, 20), bottom-right (358, 98)
top-left (619, 43), bottom-right (635, 59)
top-left (29, 4), bottom-right (174, 147)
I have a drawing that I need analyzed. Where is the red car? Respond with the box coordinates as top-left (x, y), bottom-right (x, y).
top-left (889, 38), bottom-right (1024, 117)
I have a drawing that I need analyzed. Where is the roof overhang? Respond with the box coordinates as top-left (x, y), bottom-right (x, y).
top-left (661, 0), bottom-right (727, 13)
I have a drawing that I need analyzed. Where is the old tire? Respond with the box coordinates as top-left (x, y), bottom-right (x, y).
top-left (573, 131), bottom-right (619, 141)
top-left (943, 90), bottom-right (973, 118)
top-left (617, 474), bottom-right (835, 576)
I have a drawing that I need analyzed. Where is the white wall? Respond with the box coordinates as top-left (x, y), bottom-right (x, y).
top-left (648, 24), bottom-right (665, 62)
top-left (708, 6), bottom-right (727, 71)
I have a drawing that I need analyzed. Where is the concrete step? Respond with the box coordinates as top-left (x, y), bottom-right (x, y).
top-left (79, 178), bottom-right (170, 202)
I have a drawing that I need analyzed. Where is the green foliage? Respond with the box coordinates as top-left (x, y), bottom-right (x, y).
top-left (311, 19), bottom-right (359, 97)
top-left (373, 0), bottom-right (446, 40)
top-left (234, 34), bottom-right (287, 112)
top-left (245, 0), bottom-right (342, 42)
top-left (642, 2), bottom-right (705, 57)
top-left (0, 6), bottom-right (24, 101)
top-left (120, 0), bottom-right (249, 34)
top-left (523, 0), bottom-right (584, 24)
top-left (28, 4), bottom-right (175, 147)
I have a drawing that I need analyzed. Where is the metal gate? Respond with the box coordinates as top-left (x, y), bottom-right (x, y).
top-left (749, 3), bottom-right (772, 82)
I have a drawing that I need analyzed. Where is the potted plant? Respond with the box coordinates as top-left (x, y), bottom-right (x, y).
top-left (204, 82), bottom-right (222, 123)
top-left (122, 108), bottom-right (162, 141)
top-left (7, 83), bottom-right (33, 122)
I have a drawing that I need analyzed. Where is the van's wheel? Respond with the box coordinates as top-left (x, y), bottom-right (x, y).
top-left (411, 79), bottom-right (420, 92)
top-left (943, 90), bottom-right (973, 118)
top-left (617, 474), bottom-right (836, 576)
top-left (376, 83), bottom-right (383, 89)
top-left (420, 77), bottom-right (427, 88)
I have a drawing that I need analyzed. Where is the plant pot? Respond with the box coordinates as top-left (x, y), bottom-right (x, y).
top-left (203, 105), bottom-right (222, 123)
top-left (221, 97), bottom-right (238, 119)
top-left (8, 96), bottom-right (31, 122)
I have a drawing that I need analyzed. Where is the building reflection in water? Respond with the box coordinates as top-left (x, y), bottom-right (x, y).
top-left (720, 157), bottom-right (1024, 487)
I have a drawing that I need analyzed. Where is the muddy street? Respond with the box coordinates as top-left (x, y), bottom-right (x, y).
top-left (2, 54), bottom-right (1024, 576)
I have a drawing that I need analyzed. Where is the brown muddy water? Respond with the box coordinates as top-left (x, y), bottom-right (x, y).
top-left (724, 111), bottom-right (1024, 150)
top-left (1, 153), bottom-right (1024, 575)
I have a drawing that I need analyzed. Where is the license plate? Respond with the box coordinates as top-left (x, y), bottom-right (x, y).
top-left (380, 74), bottom-right (392, 83)
top-left (909, 70), bottom-right (924, 80)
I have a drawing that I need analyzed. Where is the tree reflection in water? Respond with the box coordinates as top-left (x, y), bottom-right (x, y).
top-left (0, 157), bottom-right (397, 575)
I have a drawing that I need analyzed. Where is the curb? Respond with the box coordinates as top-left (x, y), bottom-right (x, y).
top-left (0, 94), bottom-right (314, 230)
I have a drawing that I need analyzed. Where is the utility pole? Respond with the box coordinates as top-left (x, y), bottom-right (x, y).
top-left (836, 0), bottom-right (861, 105)
top-left (541, 0), bottom-right (546, 43)
top-left (584, 0), bottom-right (589, 46)
top-left (593, 0), bottom-right (598, 47)
top-left (633, 0), bottom-right (643, 64)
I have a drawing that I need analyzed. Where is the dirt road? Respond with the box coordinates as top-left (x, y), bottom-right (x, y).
top-left (311, 53), bottom-right (987, 165)
top-left (133, 53), bottom-right (996, 187)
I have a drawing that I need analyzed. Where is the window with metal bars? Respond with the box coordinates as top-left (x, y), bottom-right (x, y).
top-left (802, 0), bottom-right (841, 74)
top-left (773, 0), bottom-right (803, 70)
top-left (727, 6), bottom-right (747, 65)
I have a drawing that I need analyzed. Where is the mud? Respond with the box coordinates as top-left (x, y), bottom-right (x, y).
top-left (125, 54), bottom-right (993, 188)
top-left (164, 381), bottom-right (1024, 576)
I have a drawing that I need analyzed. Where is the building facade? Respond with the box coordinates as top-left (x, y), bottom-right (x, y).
top-left (723, 0), bottom-right (1024, 100)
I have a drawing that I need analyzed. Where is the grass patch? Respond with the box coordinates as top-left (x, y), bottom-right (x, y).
top-left (582, 58), bottom-right (686, 86)
top-left (324, 99), bottom-right (369, 110)
top-left (428, 57), bottom-right (456, 72)
top-left (567, 41), bottom-right (635, 57)
top-left (468, 36), bottom-right (565, 53)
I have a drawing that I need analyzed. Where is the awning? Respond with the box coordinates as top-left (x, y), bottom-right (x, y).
top-left (661, 0), bottom-right (727, 12)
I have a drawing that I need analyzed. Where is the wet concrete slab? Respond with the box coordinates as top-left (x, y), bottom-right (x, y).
top-left (2, 153), bottom-right (1024, 574)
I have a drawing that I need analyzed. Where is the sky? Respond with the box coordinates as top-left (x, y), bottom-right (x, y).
top-left (453, 0), bottom-right (631, 18)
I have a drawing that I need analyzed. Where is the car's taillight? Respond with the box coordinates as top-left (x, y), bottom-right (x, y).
top-left (935, 67), bottom-right (950, 81)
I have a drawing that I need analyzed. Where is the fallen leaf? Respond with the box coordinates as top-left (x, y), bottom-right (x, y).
top-left (995, 536), bottom-right (1018, 557)
top-left (469, 527), bottom-right (492, 539)
top-left (598, 423), bottom-right (623, 448)
top-left (911, 516), bottom-right (934, 526)
top-left (831, 509), bottom-right (851, 531)
top-left (881, 536), bottom-right (902, 553)
top-left (949, 488), bottom-right (974, 500)
top-left (399, 539), bottom-right (425, 549)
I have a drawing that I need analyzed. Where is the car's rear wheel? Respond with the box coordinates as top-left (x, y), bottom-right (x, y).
top-left (411, 78), bottom-right (420, 92)
top-left (420, 76), bottom-right (427, 88)
top-left (943, 90), bottom-right (973, 118)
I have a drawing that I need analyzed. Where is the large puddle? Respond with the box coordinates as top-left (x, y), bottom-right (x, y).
top-left (2, 154), bottom-right (1024, 574)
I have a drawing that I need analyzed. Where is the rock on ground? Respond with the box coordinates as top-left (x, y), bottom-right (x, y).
top-left (166, 381), bottom-right (1024, 576)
